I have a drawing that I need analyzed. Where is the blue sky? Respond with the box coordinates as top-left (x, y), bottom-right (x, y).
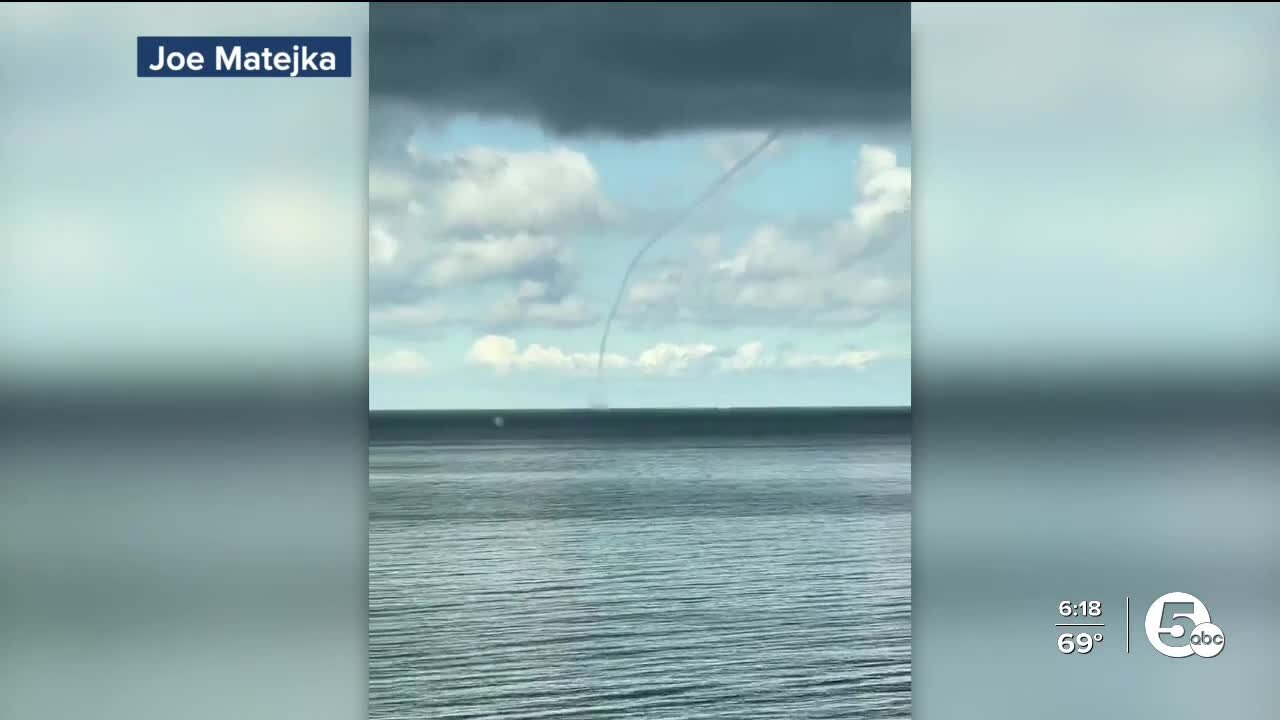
top-left (369, 115), bottom-right (911, 410)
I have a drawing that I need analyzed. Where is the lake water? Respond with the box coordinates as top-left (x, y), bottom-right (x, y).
top-left (370, 409), bottom-right (911, 719)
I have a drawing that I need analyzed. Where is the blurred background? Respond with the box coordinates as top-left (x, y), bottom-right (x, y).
top-left (1, 4), bottom-right (369, 720)
top-left (1, 3), bottom-right (1276, 719)
top-left (912, 3), bottom-right (1278, 718)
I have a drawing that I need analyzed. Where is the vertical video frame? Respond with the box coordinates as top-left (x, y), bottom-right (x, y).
top-left (368, 4), bottom-right (912, 717)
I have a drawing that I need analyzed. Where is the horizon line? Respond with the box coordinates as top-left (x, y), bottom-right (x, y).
top-left (370, 405), bottom-right (912, 413)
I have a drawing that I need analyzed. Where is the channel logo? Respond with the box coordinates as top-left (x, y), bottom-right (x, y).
top-left (1144, 592), bottom-right (1225, 658)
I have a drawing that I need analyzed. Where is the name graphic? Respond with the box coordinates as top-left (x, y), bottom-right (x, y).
top-left (137, 36), bottom-right (351, 78)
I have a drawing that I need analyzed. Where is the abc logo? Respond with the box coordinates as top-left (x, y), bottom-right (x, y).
top-left (1145, 592), bottom-right (1225, 659)
top-left (1187, 623), bottom-right (1225, 657)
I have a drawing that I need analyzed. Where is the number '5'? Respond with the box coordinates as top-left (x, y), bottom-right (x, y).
top-left (1157, 602), bottom-right (1198, 648)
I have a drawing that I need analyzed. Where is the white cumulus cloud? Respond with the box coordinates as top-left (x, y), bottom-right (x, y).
top-left (622, 144), bottom-right (911, 328)
top-left (422, 232), bottom-right (567, 288)
top-left (465, 337), bottom-right (895, 377)
top-left (433, 147), bottom-right (612, 232)
top-left (486, 281), bottom-right (598, 330)
top-left (833, 144), bottom-right (911, 257)
top-left (634, 342), bottom-right (718, 376)
top-left (464, 335), bottom-right (628, 375)
top-left (369, 349), bottom-right (431, 376)
top-left (719, 341), bottom-right (773, 371)
top-left (782, 350), bottom-right (884, 370)
top-left (367, 129), bottom-right (612, 335)
top-left (713, 225), bottom-right (822, 279)
top-left (369, 303), bottom-right (454, 335)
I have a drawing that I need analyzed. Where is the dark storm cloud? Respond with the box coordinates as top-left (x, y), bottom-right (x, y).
top-left (369, 2), bottom-right (911, 137)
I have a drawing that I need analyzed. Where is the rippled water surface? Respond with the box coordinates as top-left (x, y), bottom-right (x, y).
top-left (370, 410), bottom-right (911, 719)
